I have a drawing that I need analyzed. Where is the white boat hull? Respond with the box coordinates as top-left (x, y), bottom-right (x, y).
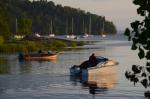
top-left (70, 55), bottom-right (119, 83)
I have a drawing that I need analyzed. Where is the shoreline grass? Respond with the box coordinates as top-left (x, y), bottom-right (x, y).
top-left (0, 39), bottom-right (85, 54)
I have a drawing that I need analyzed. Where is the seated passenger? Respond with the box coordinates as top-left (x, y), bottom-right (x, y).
top-left (38, 49), bottom-right (43, 54)
top-left (78, 53), bottom-right (98, 69)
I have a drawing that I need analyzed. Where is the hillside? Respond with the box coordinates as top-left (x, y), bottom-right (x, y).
top-left (0, 0), bottom-right (117, 38)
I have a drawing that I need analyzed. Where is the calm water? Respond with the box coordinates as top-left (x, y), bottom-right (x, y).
top-left (0, 34), bottom-right (147, 99)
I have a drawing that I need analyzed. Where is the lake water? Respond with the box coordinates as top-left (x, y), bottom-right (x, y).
top-left (0, 34), bottom-right (147, 99)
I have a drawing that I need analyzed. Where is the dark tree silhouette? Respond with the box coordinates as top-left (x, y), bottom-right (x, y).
top-left (124, 0), bottom-right (150, 98)
top-left (0, 0), bottom-right (116, 37)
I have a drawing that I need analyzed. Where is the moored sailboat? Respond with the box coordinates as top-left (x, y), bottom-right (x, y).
top-left (101, 17), bottom-right (106, 38)
top-left (82, 18), bottom-right (89, 38)
top-left (49, 19), bottom-right (55, 37)
top-left (65, 17), bottom-right (77, 39)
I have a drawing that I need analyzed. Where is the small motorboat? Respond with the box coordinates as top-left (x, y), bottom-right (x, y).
top-left (70, 56), bottom-right (118, 79)
top-left (18, 52), bottom-right (57, 61)
top-left (70, 65), bottom-right (117, 89)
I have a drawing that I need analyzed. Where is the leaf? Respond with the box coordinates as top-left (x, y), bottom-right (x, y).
top-left (139, 32), bottom-right (147, 44)
top-left (132, 38), bottom-right (138, 44)
top-left (146, 51), bottom-right (150, 60)
top-left (133, 0), bottom-right (140, 5)
top-left (132, 65), bottom-right (141, 74)
top-left (134, 77), bottom-right (139, 83)
top-left (131, 21), bottom-right (140, 29)
top-left (124, 28), bottom-right (130, 36)
top-left (131, 44), bottom-right (137, 50)
top-left (138, 47), bottom-right (145, 59)
top-left (130, 74), bottom-right (136, 82)
top-left (128, 36), bottom-right (131, 41)
top-left (146, 67), bottom-right (150, 72)
top-left (144, 91), bottom-right (150, 98)
top-left (125, 71), bottom-right (130, 79)
top-left (144, 41), bottom-right (150, 50)
top-left (146, 62), bottom-right (150, 66)
top-left (141, 72), bottom-right (147, 77)
top-left (141, 79), bottom-right (148, 88)
top-left (137, 7), bottom-right (145, 16)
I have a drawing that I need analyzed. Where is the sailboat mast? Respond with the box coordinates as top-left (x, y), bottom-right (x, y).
top-left (71, 17), bottom-right (74, 34)
top-left (102, 21), bottom-right (104, 34)
top-left (50, 19), bottom-right (53, 34)
top-left (101, 16), bottom-right (106, 37)
top-left (89, 15), bottom-right (91, 35)
top-left (66, 18), bottom-right (68, 34)
top-left (83, 19), bottom-right (85, 34)
top-left (15, 18), bottom-right (18, 35)
top-left (102, 17), bottom-right (105, 34)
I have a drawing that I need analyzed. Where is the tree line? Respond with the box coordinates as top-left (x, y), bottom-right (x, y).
top-left (0, 0), bottom-right (117, 41)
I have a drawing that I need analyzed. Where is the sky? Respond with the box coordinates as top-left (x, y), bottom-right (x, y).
top-left (45, 0), bottom-right (142, 31)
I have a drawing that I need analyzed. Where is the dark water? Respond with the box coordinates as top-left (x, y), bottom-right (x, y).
top-left (0, 34), bottom-right (146, 99)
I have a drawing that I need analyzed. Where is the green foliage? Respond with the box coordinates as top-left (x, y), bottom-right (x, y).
top-left (124, 28), bottom-right (130, 36)
top-left (131, 44), bottom-right (137, 50)
top-left (0, 36), bottom-right (4, 44)
top-left (145, 91), bottom-right (150, 99)
top-left (0, 40), bottom-right (38, 53)
top-left (125, 0), bottom-right (150, 97)
top-left (18, 18), bottom-right (32, 35)
top-left (69, 42), bottom-right (78, 47)
top-left (138, 47), bottom-right (145, 59)
top-left (146, 51), bottom-right (150, 60)
top-left (124, 0), bottom-right (150, 63)
top-left (51, 40), bottom-right (67, 51)
top-left (0, 7), bottom-right (11, 40)
top-left (0, 58), bottom-right (9, 74)
top-left (0, 0), bottom-right (116, 35)
top-left (0, 39), bottom-right (80, 53)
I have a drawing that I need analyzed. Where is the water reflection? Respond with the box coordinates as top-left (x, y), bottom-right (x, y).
top-left (88, 65), bottom-right (117, 89)
top-left (17, 59), bottom-right (57, 74)
top-left (18, 61), bottom-right (32, 74)
top-left (0, 57), bottom-right (9, 74)
top-left (70, 65), bottom-right (117, 95)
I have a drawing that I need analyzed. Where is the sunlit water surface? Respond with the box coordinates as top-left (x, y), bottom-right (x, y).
top-left (0, 34), bottom-right (147, 99)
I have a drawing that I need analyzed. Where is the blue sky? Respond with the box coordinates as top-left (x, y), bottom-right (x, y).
top-left (46, 0), bottom-right (142, 31)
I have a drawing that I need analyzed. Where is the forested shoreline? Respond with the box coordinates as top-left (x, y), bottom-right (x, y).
top-left (0, 0), bottom-right (116, 39)
top-left (0, 0), bottom-right (116, 53)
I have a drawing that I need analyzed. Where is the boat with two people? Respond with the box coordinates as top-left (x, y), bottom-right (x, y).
top-left (18, 50), bottom-right (58, 61)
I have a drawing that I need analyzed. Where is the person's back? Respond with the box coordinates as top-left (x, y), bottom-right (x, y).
top-left (78, 53), bottom-right (97, 69)
top-left (38, 50), bottom-right (42, 54)
top-left (89, 53), bottom-right (96, 62)
top-left (88, 53), bottom-right (97, 67)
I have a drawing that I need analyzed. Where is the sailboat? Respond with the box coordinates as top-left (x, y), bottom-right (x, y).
top-left (65, 17), bottom-right (76, 39)
top-left (82, 18), bottom-right (89, 38)
top-left (49, 19), bottom-right (55, 37)
top-left (14, 18), bottom-right (25, 39)
top-left (101, 17), bottom-right (106, 38)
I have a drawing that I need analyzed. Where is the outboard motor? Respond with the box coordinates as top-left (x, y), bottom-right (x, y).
top-left (81, 69), bottom-right (88, 82)
top-left (70, 65), bottom-right (81, 76)
top-left (18, 52), bottom-right (24, 61)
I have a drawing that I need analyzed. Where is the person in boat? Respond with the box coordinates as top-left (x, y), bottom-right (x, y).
top-left (78, 53), bottom-right (98, 69)
top-left (88, 53), bottom-right (98, 67)
top-left (38, 49), bottom-right (43, 54)
top-left (89, 53), bottom-right (97, 64)
top-left (47, 50), bottom-right (52, 54)
top-left (18, 52), bottom-right (24, 60)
